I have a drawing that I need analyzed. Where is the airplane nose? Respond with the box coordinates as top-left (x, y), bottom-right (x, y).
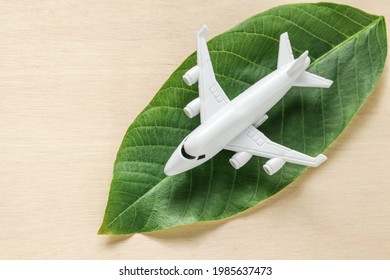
top-left (164, 160), bottom-right (177, 176)
top-left (164, 147), bottom-right (184, 176)
top-left (164, 144), bottom-right (199, 176)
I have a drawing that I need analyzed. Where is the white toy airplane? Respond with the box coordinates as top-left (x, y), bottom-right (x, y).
top-left (164, 25), bottom-right (332, 176)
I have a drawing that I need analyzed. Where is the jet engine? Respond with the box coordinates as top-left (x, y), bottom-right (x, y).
top-left (182, 65), bottom-right (200, 86)
top-left (229, 152), bottom-right (253, 169)
top-left (263, 158), bottom-right (286, 175)
top-left (184, 98), bottom-right (201, 118)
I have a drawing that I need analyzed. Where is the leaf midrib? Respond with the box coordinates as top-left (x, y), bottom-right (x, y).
top-left (101, 176), bottom-right (171, 232)
top-left (312, 16), bottom-right (383, 66)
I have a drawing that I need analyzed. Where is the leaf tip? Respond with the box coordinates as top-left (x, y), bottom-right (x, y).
top-left (98, 223), bottom-right (110, 235)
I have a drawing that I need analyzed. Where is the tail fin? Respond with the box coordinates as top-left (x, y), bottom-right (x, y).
top-left (278, 32), bottom-right (310, 75)
top-left (277, 32), bottom-right (294, 68)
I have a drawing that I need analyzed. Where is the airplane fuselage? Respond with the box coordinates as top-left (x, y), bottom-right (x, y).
top-left (164, 58), bottom-right (309, 175)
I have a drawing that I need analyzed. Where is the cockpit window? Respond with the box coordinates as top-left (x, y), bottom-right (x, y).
top-left (198, 155), bottom-right (205, 160)
top-left (181, 145), bottom-right (196, 160)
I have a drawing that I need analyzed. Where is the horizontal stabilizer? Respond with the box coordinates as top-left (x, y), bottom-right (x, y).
top-left (293, 71), bottom-right (333, 88)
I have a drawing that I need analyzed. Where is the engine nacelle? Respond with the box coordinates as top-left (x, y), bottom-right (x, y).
top-left (182, 65), bottom-right (200, 86)
top-left (263, 158), bottom-right (286, 175)
top-left (229, 152), bottom-right (253, 169)
top-left (184, 97), bottom-right (201, 118)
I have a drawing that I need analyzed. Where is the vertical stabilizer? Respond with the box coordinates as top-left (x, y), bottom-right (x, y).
top-left (277, 32), bottom-right (295, 68)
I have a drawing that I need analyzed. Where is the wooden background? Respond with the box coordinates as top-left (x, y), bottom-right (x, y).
top-left (0, 0), bottom-right (389, 259)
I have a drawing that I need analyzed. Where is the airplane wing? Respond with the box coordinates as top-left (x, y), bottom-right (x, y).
top-left (225, 125), bottom-right (327, 167)
top-left (197, 25), bottom-right (230, 122)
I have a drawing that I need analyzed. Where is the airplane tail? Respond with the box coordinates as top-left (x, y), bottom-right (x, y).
top-left (278, 32), bottom-right (333, 88)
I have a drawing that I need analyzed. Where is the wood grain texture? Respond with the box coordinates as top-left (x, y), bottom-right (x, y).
top-left (0, 0), bottom-right (389, 259)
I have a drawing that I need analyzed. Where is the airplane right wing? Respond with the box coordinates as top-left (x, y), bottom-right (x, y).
top-left (225, 125), bottom-right (327, 174)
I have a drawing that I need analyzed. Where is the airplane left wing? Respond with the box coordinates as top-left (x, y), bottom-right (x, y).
top-left (196, 25), bottom-right (230, 122)
top-left (225, 125), bottom-right (327, 174)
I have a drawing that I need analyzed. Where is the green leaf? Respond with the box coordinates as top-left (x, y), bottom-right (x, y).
top-left (99, 3), bottom-right (387, 235)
